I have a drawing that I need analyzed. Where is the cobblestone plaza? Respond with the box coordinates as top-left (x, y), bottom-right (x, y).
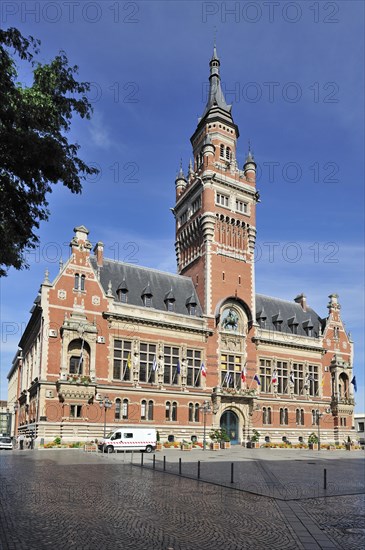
top-left (1, 448), bottom-right (364, 549)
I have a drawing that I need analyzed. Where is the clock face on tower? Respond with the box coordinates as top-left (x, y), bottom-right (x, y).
top-left (221, 308), bottom-right (239, 331)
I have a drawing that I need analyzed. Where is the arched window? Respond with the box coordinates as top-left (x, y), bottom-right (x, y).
top-left (166, 401), bottom-right (171, 421)
top-left (188, 403), bottom-right (194, 422)
top-left (220, 144), bottom-right (225, 158)
top-left (226, 147), bottom-right (231, 160)
top-left (115, 399), bottom-right (121, 420)
top-left (80, 275), bottom-right (85, 291)
top-left (74, 274), bottom-right (79, 289)
top-left (280, 408), bottom-right (288, 425)
top-left (263, 407), bottom-right (272, 425)
top-left (312, 409), bottom-right (319, 425)
top-left (68, 339), bottom-right (90, 376)
top-left (141, 400), bottom-right (147, 420)
top-left (148, 400), bottom-right (154, 420)
top-left (172, 401), bottom-right (177, 421)
top-left (194, 403), bottom-right (200, 422)
top-left (296, 408), bottom-right (304, 425)
top-left (122, 399), bottom-right (128, 419)
top-left (339, 373), bottom-right (349, 399)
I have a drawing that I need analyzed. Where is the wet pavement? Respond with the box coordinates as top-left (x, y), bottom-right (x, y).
top-left (0, 447), bottom-right (364, 549)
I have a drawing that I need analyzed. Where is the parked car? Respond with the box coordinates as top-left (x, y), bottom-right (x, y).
top-left (0, 436), bottom-right (13, 450)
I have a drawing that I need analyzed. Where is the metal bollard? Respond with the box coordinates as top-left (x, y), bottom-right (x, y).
top-left (197, 460), bottom-right (201, 480)
top-left (163, 455), bottom-right (166, 471)
top-left (179, 457), bottom-right (182, 475)
top-left (231, 462), bottom-right (234, 484)
top-left (324, 468), bottom-right (327, 490)
top-left (153, 455), bottom-right (156, 469)
top-left (141, 452), bottom-right (144, 467)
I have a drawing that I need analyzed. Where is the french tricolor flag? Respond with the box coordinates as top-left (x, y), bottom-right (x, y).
top-left (241, 366), bottom-right (247, 383)
top-left (201, 362), bottom-right (207, 377)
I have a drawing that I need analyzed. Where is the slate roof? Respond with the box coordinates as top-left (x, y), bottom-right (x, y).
top-left (255, 294), bottom-right (323, 337)
top-left (90, 257), bottom-right (202, 316)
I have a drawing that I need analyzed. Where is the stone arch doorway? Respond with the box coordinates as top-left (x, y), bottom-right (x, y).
top-left (220, 410), bottom-right (239, 444)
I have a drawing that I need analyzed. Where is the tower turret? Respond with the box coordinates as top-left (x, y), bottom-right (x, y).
top-left (175, 163), bottom-right (187, 199)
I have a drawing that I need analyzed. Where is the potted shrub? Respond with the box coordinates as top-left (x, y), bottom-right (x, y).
top-left (180, 439), bottom-right (192, 451)
top-left (209, 429), bottom-right (221, 450)
top-left (247, 429), bottom-right (261, 449)
top-left (219, 428), bottom-right (231, 449)
top-left (308, 432), bottom-right (319, 450)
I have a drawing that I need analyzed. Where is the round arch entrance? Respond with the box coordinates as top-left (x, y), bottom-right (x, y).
top-left (220, 410), bottom-right (239, 444)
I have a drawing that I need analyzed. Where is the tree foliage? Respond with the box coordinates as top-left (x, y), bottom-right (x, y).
top-left (0, 27), bottom-right (98, 276)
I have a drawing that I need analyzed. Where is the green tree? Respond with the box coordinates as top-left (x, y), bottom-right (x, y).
top-left (0, 27), bottom-right (99, 276)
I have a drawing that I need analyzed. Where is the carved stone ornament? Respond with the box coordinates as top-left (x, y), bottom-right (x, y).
top-left (92, 296), bottom-right (100, 305)
top-left (58, 289), bottom-right (67, 300)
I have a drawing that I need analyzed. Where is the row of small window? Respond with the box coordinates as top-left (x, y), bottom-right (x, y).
top-left (116, 289), bottom-right (196, 315)
top-left (115, 400), bottom-right (200, 422)
top-left (258, 318), bottom-right (313, 336)
top-left (262, 407), bottom-right (320, 426)
top-left (113, 340), bottom-right (203, 386)
top-left (216, 193), bottom-right (248, 214)
top-left (74, 274), bottom-right (85, 291)
top-left (259, 360), bottom-right (319, 396)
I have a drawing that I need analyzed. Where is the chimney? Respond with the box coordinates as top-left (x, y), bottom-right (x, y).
top-left (93, 241), bottom-right (104, 267)
top-left (294, 293), bottom-right (307, 311)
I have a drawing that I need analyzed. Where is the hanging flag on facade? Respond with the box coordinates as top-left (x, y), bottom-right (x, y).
top-left (271, 370), bottom-right (278, 384)
top-left (201, 362), bottom-right (207, 377)
top-left (176, 360), bottom-right (181, 375)
top-left (127, 353), bottom-right (131, 369)
top-left (152, 355), bottom-right (157, 371)
top-left (254, 373), bottom-right (261, 385)
top-left (223, 372), bottom-right (232, 387)
top-left (241, 366), bottom-right (247, 383)
top-left (351, 376), bottom-right (357, 392)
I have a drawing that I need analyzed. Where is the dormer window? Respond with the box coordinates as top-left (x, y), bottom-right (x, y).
top-left (141, 283), bottom-right (153, 307)
top-left (164, 290), bottom-right (176, 312)
top-left (186, 295), bottom-right (197, 316)
top-left (256, 309), bottom-right (267, 329)
top-left (288, 316), bottom-right (299, 334)
top-left (303, 319), bottom-right (314, 337)
top-left (272, 313), bottom-right (283, 332)
top-left (117, 279), bottom-right (128, 303)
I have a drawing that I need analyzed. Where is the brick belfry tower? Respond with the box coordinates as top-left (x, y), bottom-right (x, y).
top-left (173, 46), bottom-right (259, 401)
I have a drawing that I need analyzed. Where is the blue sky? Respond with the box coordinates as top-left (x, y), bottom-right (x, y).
top-left (0, 1), bottom-right (364, 412)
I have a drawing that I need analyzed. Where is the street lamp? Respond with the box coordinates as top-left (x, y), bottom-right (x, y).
top-left (199, 400), bottom-right (212, 451)
top-left (99, 396), bottom-right (112, 437)
top-left (316, 410), bottom-right (323, 450)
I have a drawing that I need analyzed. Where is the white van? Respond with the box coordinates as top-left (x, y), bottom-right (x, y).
top-left (98, 427), bottom-right (156, 453)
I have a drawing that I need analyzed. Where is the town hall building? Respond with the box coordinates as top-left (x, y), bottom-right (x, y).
top-left (8, 48), bottom-right (356, 446)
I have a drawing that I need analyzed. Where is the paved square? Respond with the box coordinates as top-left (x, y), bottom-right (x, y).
top-left (0, 448), bottom-right (364, 549)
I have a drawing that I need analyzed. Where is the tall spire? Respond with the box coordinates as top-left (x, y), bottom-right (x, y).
top-left (201, 46), bottom-right (231, 119)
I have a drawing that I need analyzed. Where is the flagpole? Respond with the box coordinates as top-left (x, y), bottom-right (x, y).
top-left (78, 337), bottom-right (85, 375)
top-left (194, 369), bottom-right (199, 387)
